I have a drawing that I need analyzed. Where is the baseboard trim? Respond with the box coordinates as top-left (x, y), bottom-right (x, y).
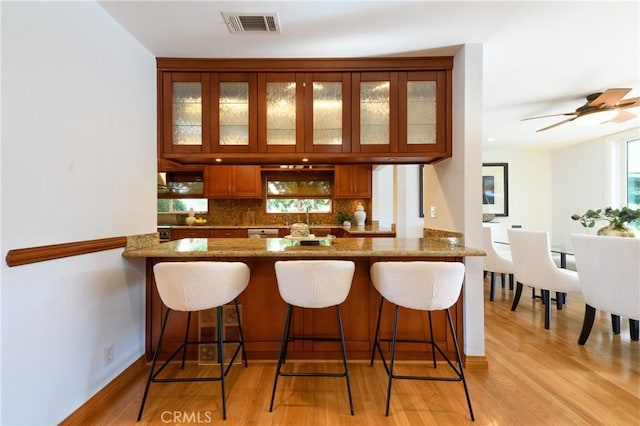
top-left (59, 355), bottom-right (146, 425)
top-left (464, 355), bottom-right (489, 369)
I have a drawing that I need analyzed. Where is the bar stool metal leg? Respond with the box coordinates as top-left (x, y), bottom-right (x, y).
top-left (180, 311), bottom-right (191, 369)
top-left (370, 296), bottom-right (384, 366)
top-left (269, 304), bottom-right (293, 412)
top-left (446, 309), bottom-right (475, 421)
top-left (137, 309), bottom-right (171, 421)
top-left (336, 305), bottom-right (354, 415)
top-left (427, 311), bottom-right (436, 368)
top-left (385, 305), bottom-right (400, 416)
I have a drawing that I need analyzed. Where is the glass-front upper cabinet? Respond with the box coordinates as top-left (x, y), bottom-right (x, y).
top-left (258, 73), bottom-right (351, 154)
top-left (211, 73), bottom-right (258, 153)
top-left (161, 72), bottom-right (211, 154)
top-left (352, 72), bottom-right (399, 153)
top-left (352, 70), bottom-right (448, 154)
top-left (398, 71), bottom-right (448, 154)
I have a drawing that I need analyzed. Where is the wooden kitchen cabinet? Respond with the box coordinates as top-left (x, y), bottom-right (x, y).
top-left (161, 72), bottom-right (258, 155)
top-left (257, 72), bottom-right (351, 154)
top-left (205, 165), bottom-right (262, 198)
top-left (334, 165), bottom-right (372, 198)
top-left (172, 228), bottom-right (248, 239)
top-left (157, 57), bottom-right (453, 165)
top-left (352, 70), bottom-right (449, 156)
top-left (172, 228), bottom-right (209, 239)
top-left (210, 228), bottom-right (247, 238)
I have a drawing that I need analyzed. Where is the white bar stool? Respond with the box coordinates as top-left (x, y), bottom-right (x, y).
top-left (370, 261), bottom-right (474, 420)
top-left (137, 261), bottom-right (250, 421)
top-left (269, 260), bottom-right (356, 415)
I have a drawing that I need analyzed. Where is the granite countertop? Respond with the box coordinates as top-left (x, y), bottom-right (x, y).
top-left (163, 223), bottom-right (396, 235)
top-left (123, 236), bottom-right (485, 259)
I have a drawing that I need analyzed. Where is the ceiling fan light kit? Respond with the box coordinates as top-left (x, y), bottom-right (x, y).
top-left (522, 88), bottom-right (639, 132)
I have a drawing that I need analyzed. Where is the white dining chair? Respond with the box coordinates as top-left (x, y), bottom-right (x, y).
top-left (507, 229), bottom-right (581, 329)
top-left (482, 225), bottom-right (515, 301)
top-left (571, 234), bottom-right (640, 344)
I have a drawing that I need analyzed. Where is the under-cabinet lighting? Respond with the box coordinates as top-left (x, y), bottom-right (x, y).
top-left (215, 158), bottom-right (222, 162)
top-left (302, 158), bottom-right (309, 162)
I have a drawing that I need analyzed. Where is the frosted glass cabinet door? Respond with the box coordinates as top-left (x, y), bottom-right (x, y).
top-left (213, 73), bottom-right (257, 153)
top-left (352, 72), bottom-right (398, 153)
top-left (173, 82), bottom-right (202, 145)
top-left (398, 71), bottom-right (447, 153)
top-left (219, 82), bottom-right (249, 146)
top-left (406, 81), bottom-right (436, 144)
top-left (305, 72), bottom-right (351, 153)
top-left (162, 72), bottom-right (210, 154)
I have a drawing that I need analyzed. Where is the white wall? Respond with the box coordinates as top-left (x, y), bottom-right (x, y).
top-left (394, 165), bottom-right (425, 237)
top-left (481, 150), bottom-right (552, 242)
top-left (371, 165), bottom-right (393, 225)
top-left (1, 2), bottom-right (156, 424)
top-left (551, 127), bottom-right (640, 249)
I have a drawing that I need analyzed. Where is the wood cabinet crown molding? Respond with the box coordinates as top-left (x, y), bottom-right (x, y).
top-left (157, 57), bottom-right (453, 72)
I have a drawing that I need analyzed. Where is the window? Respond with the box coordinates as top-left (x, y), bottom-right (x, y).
top-left (157, 198), bottom-right (208, 213)
top-left (627, 138), bottom-right (640, 209)
top-left (265, 172), bottom-right (332, 213)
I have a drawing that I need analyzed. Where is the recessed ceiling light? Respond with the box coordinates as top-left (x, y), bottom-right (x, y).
top-left (486, 137), bottom-right (497, 142)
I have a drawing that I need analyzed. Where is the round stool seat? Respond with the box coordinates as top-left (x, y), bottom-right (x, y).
top-left (275, 260), bottom-right (355, 308)
top-left (371, 261), bottom-right (465, 311)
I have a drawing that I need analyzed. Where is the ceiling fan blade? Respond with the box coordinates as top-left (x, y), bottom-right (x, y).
top-left (536, 117), bottom-right (577, 132)
top-left (588, 88), bottom-right (631, 107)
top-left (616, 96), bottom-right (640, 109)
top-left (609, 110), bottom-right (637, 123)
top-left (521, 112), bottom-right (575, 121)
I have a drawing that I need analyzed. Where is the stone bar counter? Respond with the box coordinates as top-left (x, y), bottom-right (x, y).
top-left (123, 236), bottom-right (484, 362)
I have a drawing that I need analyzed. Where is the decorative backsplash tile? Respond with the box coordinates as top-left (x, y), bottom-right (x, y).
top-left (205, 199), bottom-right (370, 226)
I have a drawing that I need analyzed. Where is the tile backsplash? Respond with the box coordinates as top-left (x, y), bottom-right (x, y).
top-left (206, 198), bottom-right (370, 226)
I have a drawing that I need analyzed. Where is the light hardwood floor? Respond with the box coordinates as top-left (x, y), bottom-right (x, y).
top-left (65, 278), bottom-right (640, 425)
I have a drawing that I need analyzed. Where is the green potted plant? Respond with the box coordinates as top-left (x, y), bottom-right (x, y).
top-left (571, 206), bottom-right (640, 237)
top-left (337, 211), bottom-right (354, 227)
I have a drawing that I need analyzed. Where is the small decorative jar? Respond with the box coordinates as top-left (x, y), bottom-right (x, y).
top-left (354, 204), bottom-right (366, 227)
top-left (185, 208), bottom-right (196, 226)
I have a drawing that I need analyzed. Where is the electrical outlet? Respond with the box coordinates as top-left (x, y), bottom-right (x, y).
top-left (104, 344), bottom-right (114, 366)
top-left (430, 206), bottom-right (438, 218)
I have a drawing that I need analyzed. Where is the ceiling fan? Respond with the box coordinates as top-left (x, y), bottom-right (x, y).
top-left (522, 88), bottom-right (640, 132)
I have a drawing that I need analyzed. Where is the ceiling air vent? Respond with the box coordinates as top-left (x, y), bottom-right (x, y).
top-left (221, 12), bottom-right (281, 34)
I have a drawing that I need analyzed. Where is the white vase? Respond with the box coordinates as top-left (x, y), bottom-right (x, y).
top-left (354, 204), bottom-right (366, 226)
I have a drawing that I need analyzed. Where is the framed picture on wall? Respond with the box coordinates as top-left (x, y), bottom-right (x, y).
top-left (482, 163), bottom-right (509, 216)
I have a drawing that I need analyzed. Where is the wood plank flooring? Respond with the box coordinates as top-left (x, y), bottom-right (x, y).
top-left (64, 278), bottom-right (639, 425)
